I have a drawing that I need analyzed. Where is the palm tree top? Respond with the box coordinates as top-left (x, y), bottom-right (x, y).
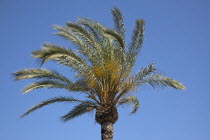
top-left (13, 7), bottom-right (185, 122)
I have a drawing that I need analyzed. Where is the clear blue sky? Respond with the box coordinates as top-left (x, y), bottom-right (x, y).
top-left (1, 0), bottom-right (210, 140)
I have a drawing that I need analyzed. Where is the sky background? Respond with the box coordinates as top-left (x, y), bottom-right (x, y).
top-left (1, 0), bottom-right (210, 140)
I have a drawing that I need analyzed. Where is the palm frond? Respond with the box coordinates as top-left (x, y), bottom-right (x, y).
top-left (20, 96), bottom-right (84, 118)
top-left (61, 101), bottom-right (97, 122)
top-left (126, 20), bottom-right (145, 70)
top-left (13, 68), bottom-right (72, 84)
top-left (22, 80), bottom-right (68, 94)
top-left (134, 63), bottom-right (156, 82)
top-left (32, 43), bottom-right (94, 76)
top-left (54, 25), bottom-right (101, 67)
top-left (104, 28), bottom-right (125, 49)
top-left (22, 80), bottom-right (85, 94)
top-left (76, 17), bottom-right (124, 66)
top-left (137, 73), bottom-right (186, 90)
top-left (53, 25), bottom-right (82, 46)
top-left (32, 43), bottom-right (85, 66)
top-left (65, 22), bottom-right (95, 47)
top-left (118, 95), bottom-right (140, 114)
top-left (111, 7), bottom-right (126, 39)
top-left (76, 17), bottom-right (109, 61)
top-left (76, 17), bottom-right (105, 45)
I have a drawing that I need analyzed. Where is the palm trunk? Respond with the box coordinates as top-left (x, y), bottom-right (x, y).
top-left (101, 122), bottom-right (114, 140)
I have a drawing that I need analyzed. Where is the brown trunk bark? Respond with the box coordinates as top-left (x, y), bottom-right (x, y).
top-left (101, 122), bottom-right (114, 140)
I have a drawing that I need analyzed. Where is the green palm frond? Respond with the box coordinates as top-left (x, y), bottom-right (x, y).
top-left (53, 25), bottom-right (89, 48)
top-left (61, 101), bottom-right (97, 122)
top-left (53, 25), bottom-right (99, 62)
top-left (137, 73), bottom-right (186, 90)
top-left (76, 17), bottom-right (106, 44)
top-left (22, 80), bottom-right (85, 94)
top-left (134, 63), bottom-right (185, 89)
top-left (111, 7), bottom-right (126, 39)
top-left (13, 68), bottom-right (72, 84)
top-left (32, 43), bottom-right (94, 76)
top-left (126, 20), bottom-right (145, 70)
top-left (104, 28), bottom-right (125, 50)
top-left (53, 25), bottom-right (82, 45)
top-left (20, 96), bottom-right (84, 118)
top-left (65, 22), bottom-right (103, 65)
top-left (54, 24), bottom-right (101, 66)
top-left (118, 95), bottom-right (140, 114)
top-left (22, 80), bottom-right (68, 94)
top-left (76, 17), bottom-right (107, 53)
top-left (65, 22), bottom-right (95, 47)
top-left (134, 63), bottom-right (156, 82)
top-left (76, 17), bottom-right (123, 66)
top-left (32, 43), bottom-right (85, 66)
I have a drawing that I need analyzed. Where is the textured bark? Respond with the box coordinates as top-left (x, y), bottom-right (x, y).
top-left (96, 103), bottom-right (118, 140)
top-left (101, 122), bottom-right (114, 140)
top-left (95, 103), bottom-right (118, 124)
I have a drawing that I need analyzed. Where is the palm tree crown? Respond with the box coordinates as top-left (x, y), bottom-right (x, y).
top-left (13, 7), bottom-right (185, 140)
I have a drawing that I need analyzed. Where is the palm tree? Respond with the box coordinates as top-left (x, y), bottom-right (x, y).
top-left (13, 8), bottom-right (185, 140)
